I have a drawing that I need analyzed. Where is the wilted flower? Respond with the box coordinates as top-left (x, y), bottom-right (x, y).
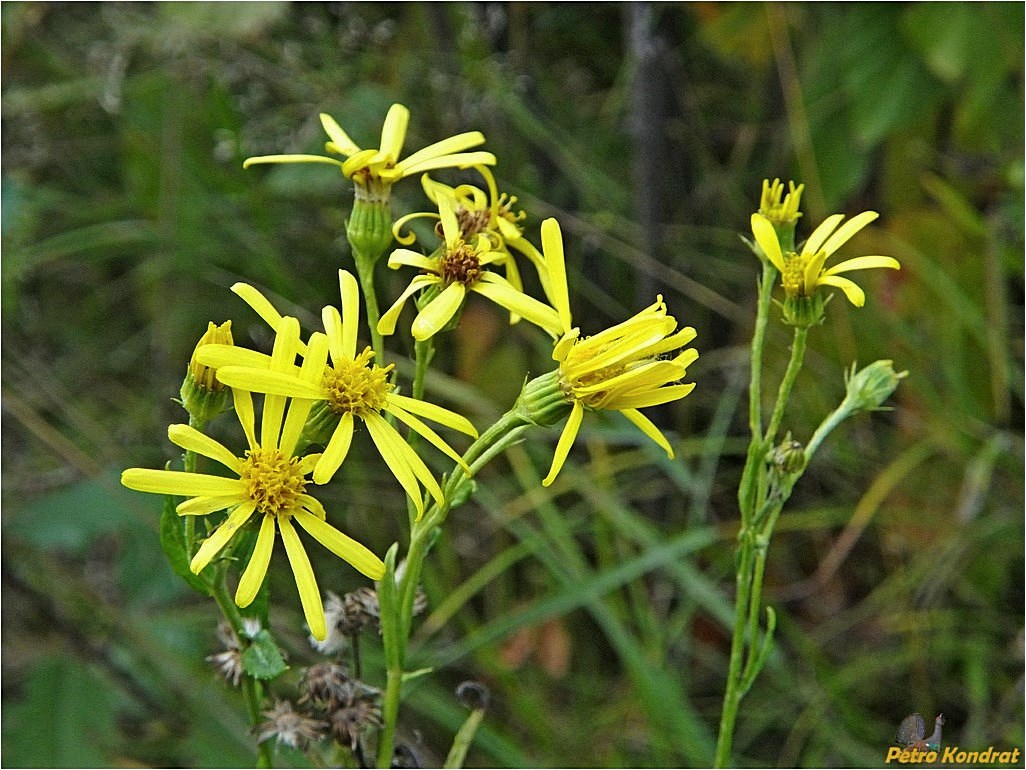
top-left (256, 700), bottom-right (325, 749)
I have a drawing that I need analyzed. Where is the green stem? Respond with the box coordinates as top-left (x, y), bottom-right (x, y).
top-left (353, 253), bottom-right (385, 364)
top-left (764, 326), bottom-right (809, 447)
top-left (715, 533), bottom-right (755, 767)
top-left (444, 708), bottom-right (487, 769)
top-left (375, 409), bottom-right (532, 768)
top-left (210, 562), bottom-right (273, 768)
top-left (748, 262), bottom-right (777, 438)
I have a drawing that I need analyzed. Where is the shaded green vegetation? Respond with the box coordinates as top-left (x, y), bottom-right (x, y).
top-left (3, 3), bottom-right (1022, 767)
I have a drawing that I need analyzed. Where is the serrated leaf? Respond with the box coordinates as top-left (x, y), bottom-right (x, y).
top-left (159, 494), bottom-right (212, 596)
top-left (241, 629), bottom-right (288, 680)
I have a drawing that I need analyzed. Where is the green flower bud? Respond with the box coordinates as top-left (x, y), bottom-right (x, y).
top-left (511, 370), bottom-right (573, 428)
top-left (298, 399), bottom-right (342, 450)
top-left (347, 195), bottom-right (394, 268)
top-left (772, 434), bottom-right (806, 475)
top-left (180, 321), bottom-right (233, 424)
top-left (780, 292), bottom-right (825, 328)
top-left (841, 360), bottom-right (908, 415)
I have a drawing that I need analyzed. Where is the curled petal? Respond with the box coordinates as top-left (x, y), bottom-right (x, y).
top-left (818, 275), bottom-right (866, 307)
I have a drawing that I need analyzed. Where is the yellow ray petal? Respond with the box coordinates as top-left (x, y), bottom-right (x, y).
top-left (167, 424), bottom-right (242, 474)
top-left (541, 218), bottom-right (572, 333)
top-left (388, 393), bottom-right (478, 437)
top-left (620, 408), bottom-right (675, 457)
top-left (216, 366), bottom-right (322, 400)
top-left (313, 414), bottom-right (355, 485)
top-left (397, 131), bottom-right (487, 172)
top-left (820, 211), bottom-right (878, 256)
top-left (384, 400), bottom-right (470, 472)
top-left (818, 275), bottom-right (866, 307)
top-left (472, 275), bottom-right (562, 336)
top-left (379, 103), bottom-right (410, 160)
top-left (822, 255), bottom-right (900, 275)
top-left (377, 274), bottom-right (438, 336)
top-left (233, 388), bottom-right (258, 450)
top-left (278, 516), bottom-right (326, 641)
top-left (243, 154), bottom-right (345, 169)
top-left (231, 283), bottom-right (285, 332)
top-left (363, 416), bottom-right (430, 519)
top-left (750, 214), bottom-right (786, 272)
top-left (294, 509), bottom-right (385, 580)
top-left (398, 150), bottom-right (497, 178)
top-left (338, 269), bottom-right (361, 361)
top-left (190, 502), bottom-right (257, 574)
top-left (235, 514), bottom-right (276, 607)
top-left (319, 113), bottom-right (361, 156)
top-left (412, 283), bottom-right (466, 341)
top-left (802, 213), bottom-right (845, 256)
top-left (280, 332), bottom-right (329, 457)
top-left (542, 401), bottom-right (584, 487)
top-left (194, 344), bottom-right (270, 370)
top-left (176, 495), bottom-right (242, 517)
top-left (121, 468), bottom-right (244, 498)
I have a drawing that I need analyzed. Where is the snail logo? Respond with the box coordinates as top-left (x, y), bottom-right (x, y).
top-left (885, 712), bottom-right (1022, 765)
top-left (895, 712), bottom-right (945, 752)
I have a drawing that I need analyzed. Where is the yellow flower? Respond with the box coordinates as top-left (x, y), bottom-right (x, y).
top-left (377, 194), bottom-right (561, 341)
top-left (538, 218), bottom-right (698, 487)
top-left (200, 271), bottom-right (479, 520)
top-left (122, 317), bottom-right (385, 641)
top-left (180, 320), bottom-right (234, 423)
top-left (242, 103), bottom-right (496, 201)
top-left (750, 211), bottom-right (900, 307)
top-left (758, 178), bottom-right (804, 228)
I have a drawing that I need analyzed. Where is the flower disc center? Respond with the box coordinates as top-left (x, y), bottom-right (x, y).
top-left (439, 242), bottom-right (482, 286)
top-left (240, 448), bottom-right (307, 516)
top-left (325, 348), bottom-right (393, 416)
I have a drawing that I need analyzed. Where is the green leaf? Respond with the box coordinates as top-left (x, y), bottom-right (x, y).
top-left (159, 494), bottom-right (211, 596)
top-left (241, 629), bottom-right (288, 680)
top-left (2, 657), bottom-right (130, 767)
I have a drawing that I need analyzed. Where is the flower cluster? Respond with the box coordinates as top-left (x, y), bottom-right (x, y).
top-left (123, 98), bottom-right (897, 663)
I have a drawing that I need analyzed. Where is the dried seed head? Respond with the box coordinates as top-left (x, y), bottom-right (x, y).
top-left (256, 700), bottom-right (325, 749)
top-left (455, 680), bottom-right (491, 711)
top-left (301, 662), bottom-right (355, 705)
top-left (328, 691), bottom-right (382, 751)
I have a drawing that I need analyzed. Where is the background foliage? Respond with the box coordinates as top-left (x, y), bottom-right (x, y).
top-left (3, 3), bottom-right (1023, 767)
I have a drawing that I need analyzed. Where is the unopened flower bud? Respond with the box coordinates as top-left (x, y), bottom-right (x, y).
top-left (841, 360), bottom-right (908, 415)
top-left (780, 292), bottom-right (826, 329)
top-left (772, 434), bottom-right (806, 475)
top-left (180, 321), bottom-right (233, 423)
top-left (347, 196), bottom-right (394, 266)
top-left (758, 178), bottom-right (804, 251)
top-left (512, 370), bottom-right (573, 428)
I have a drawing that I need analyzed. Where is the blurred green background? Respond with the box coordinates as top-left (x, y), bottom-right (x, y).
top-left (3, 2), bottom-right (1023, 767)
